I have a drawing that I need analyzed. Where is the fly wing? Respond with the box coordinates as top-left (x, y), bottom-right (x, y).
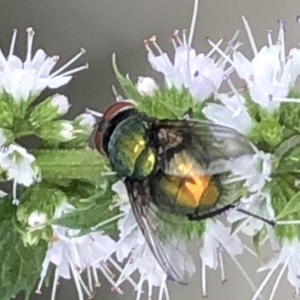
top-left (153, 120), bottom-right (255, 176)
top-left (125, 178), bottom-right (195, 285)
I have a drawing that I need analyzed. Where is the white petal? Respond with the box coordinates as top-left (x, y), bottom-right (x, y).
top-left (48, 75), bottom-right (72, 89)
top-left (233, 51), bottom-right (253, 80)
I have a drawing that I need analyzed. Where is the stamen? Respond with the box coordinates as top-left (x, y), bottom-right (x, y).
top-left (135, 274), bottom-right (145, 300)
top-left (148, 36), bottom-right (165, 56)
top-left (9, 29), bottom-right (18, 58)
top-left (277, 20), bottom-right (286, 64)
top-left (102, 262), bottom-right (115, 278)
top-left (99, 264), bottom-right (123, 294)
top-left (228, 252), bottom-right (262, 299)
top-left (77, 271), bottom-right (93, 297)
top-left (92, 266), bottom-right (101, 287)
top-left (148, 275), bottom-right (153, 300)
top-left (114, 258), bottom-right (135, 287)
top-left (201, 264), bottom-right (208, 298)
top-left (241, 16), bottom-right (258, 55)
top-left (36, 258), bottom-right (50, 294)
top-left (173, 30), bottom-right (183, 46)
top-left (269, 257), bottom-right (289, 300)
top-left (58, 63), bottom-right (89, 77)
top-left (170, 36), bottom-right (177, 50)
top-left (163, 280), bottom-right (170, 300)
top-left (244, 245), bottom-right (258, 257)
top-left (70, 262), bottom-right (84, 300)
top-left (50, 48), bottom-right (86, 78)
top-left (216, 31), bottom-right (241, 68)
top-left (26, 27), bottom-right (35, 63)
top-left (182, 29), bottom-right (188, 47)
top-left (107, 257), bottom-right (137, 288)
top-left (206, 38), bottom-right (224, 58)
top-left (158, 279), bottom-right (165, 300)
top-left (222, 174), bottom-right (254, 185)
top-left (206, 37), bottom-right (236, 68)
top-left (268, 29), bottom-right (273, 47)
top-left (51, 268), bottom-right (60, 300)
top-left (87, 267), bottom-right (93, 292)
top-left (251, 265), bottom-right (278, 300)
top-left (218, 252), bottom-right (227, 284)
top-left (144, 39), bottom-right (154, 55)
top-left (37, 56), bottom-right (59, 77)
top-left (12, 179), bottom-right (19, 205)
top-left (224, 66), bottom-right (235, 76)
top-left (188, 0), bottom-right (199, 46)
top-left (85, 108), bottom-right (103, 118)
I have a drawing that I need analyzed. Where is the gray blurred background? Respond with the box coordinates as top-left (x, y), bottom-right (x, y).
top-left (1, 0), bottom-right (299, 299)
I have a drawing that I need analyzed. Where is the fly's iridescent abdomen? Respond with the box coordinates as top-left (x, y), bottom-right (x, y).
top-left (107, 114), bottom-right (156, 180)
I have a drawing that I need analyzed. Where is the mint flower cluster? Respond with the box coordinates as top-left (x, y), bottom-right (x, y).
top-left (2, 1), bottom-right (300, 300)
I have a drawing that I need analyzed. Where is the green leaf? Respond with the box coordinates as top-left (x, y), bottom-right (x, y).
top-left (137, 87), bottom-right (205, 120)
top-left (0, 200), bottom-right (47, 300)
top-left (112, 53), bottom-right (143, 101)
top-left (50, 177), bottom-right (119, 236)
top-left (276, 190), bottom-right (300, 219)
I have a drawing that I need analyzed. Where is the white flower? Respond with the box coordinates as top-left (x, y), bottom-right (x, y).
top-left (227, 150), bottom-right (272, 193)
top-left (59, 122), bottom-right (75, 140)
top-left (0, 28), bottom-right (88, 102)
top-left (200, 219), bottom-right (243, 269)
top-left (146, 34), bottom-right (224, 101)
top-left (51, 94), bottom-right (70, 115)
top-left (136, 76), bottom-right (158, 96)
top-left (36, 203), bottom-right (126, 300)
top-left (227, 192), bottom-right (275, 235)
top-left (200, 219), bottom-right (257, 297)
top-left (203, 93), bottom-right (253, 135)
top-left (114, 209), bottom-right (171, 300)
top-left (252, 238), bottom-right (300, 300)
top-left (0, 144), bottom-right (39, 187)
top-left (28, 211), bottom-right (47, 228)
top-left (78, 113), bottom-right (97, 130)
top-left (232, 18), bottom-right (300, 112)
top-left (144, 0), bottom-right (228, 102)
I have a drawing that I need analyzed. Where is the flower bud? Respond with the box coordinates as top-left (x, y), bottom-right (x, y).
top-left (29, 94), bottom-right (70, 127)
top-left (136, 76), bottom-right (158, 96)
top-left (77, 113), bottom-right (96, 130)
top-left (51, 94), bottom-right (70, 115)
top-left (28, 210), bottom-right (47, 227)
top-left (37, 120), bottom-right (75, 142)
top-left (59, 122), bottom-right (75, 141)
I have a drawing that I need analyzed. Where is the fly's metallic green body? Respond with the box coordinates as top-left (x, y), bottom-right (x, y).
top-left (94, 101), bottom-right (268, 285)
top-left (107, 113), bottom-right (157, 180)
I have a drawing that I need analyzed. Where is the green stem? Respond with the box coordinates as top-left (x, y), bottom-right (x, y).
top-left (31, 148), bottom-right (110, 183)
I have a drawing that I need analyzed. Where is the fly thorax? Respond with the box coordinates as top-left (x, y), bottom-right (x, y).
top-left (107, 115), bottom-right (156, 179)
